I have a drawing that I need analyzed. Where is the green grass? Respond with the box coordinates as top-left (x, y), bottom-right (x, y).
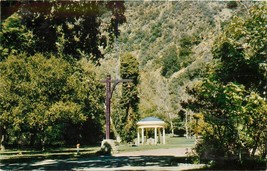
top-left (0, 146), bottom-right (101, 160)
top-left (0, 137), bottom-right (199, 170)
top-left (117, 136), bottom-right (196, 153)
top-left (0, 136), bottom-right (195, 160)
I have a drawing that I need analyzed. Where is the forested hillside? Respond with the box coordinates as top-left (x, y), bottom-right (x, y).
top-left (107, 1), bottom-right (267, 162)
top-left (102, 1), bottom-right (255, 135)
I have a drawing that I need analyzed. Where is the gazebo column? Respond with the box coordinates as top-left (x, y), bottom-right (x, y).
top-left (137, 128), bottom-right (140, 145)
top-left (158, 128), bottom-right (162, 144)
top-left (154, 127), bottom-right (157, 144)
top-left (141, 127), bottom-right (144, 144)
top-left (146, 129), bottom-right (148, 142)
top-left (163, 127), bottom-right (166, 144)
top-left (137, 117), bottom-right (166, 145)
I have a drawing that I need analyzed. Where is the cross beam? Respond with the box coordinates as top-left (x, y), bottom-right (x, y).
top-left (101, 75), bottom-right (132, 139)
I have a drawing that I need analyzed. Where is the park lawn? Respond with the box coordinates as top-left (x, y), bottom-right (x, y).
top-left (0, 146), bottom-right (101, 161)
top-left (117, 136), bottom-right (196, 153)
top-left (0, 136), bottom-right (195, 161)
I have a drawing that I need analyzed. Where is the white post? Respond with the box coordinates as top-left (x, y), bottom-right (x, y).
top-left (163, 127), bottom-right (166, 144)
top-left (154, 127), bottom-right (157, 144)
top-left (137, 127), bottom-right (140, 145)
top-left (141, 127), bottom-right (144, 144)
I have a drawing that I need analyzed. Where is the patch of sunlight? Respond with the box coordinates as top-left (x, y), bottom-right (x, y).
top-left (31, 159), bottom-right (57, 166)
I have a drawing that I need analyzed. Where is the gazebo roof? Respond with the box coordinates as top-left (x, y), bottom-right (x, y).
top-left (137, 116), bottom-right (165, 127)
top-left (139, 117), bottom-right (163, 122)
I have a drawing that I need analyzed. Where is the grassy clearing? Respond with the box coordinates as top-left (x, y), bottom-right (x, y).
top-left (0, 136), bottom-right (200, 170)
top-left (0, 136), bottom-right (195, 161)
top-left (0, 146), bottom-right (101, 160)
top-left (118, 136), bottom-right (196, 153)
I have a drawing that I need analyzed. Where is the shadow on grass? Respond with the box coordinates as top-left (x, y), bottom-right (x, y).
top-left (1, 152), bottom-right (265, 170)
top-left (0, 154), bottom-right (200, 170)
top-left (188, 158), bottom-right (267, 171)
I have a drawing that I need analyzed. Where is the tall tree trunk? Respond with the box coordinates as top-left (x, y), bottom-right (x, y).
top-left (262, 135), bottom-right (267, 159)
top-left (39, 126), bottom-right (45, 151)
top-left (0, 126), bottom-right (6, 151)
top-left (251, 132), bottom-right (261, 157)
top-left (170, 119), bottom-right (174, 136)
top-left (168, 113), bottom-right (174, 136)
top-left (30, 129), bottom-right (37, 147)
top-left (185, 111), bottom-right (188, 138)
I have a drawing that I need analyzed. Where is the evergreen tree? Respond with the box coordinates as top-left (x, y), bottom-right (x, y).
top-left (161, 45), bottom-right (180, 78)
top-left (113, 53), bottom-right (140, 142)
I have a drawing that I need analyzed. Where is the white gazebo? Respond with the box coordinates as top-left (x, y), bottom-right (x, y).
top-left (137, 117), bottom-right (166, 145)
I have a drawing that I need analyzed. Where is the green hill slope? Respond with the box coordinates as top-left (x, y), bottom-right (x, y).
top-left (100, 1), bottom-right (255, 133)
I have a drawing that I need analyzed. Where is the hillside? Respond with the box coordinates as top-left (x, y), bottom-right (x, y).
top-left (100, 1), bottom-right (255, 133)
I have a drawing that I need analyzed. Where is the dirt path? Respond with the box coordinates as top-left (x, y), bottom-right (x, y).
top-left (0, 147), bottom-right (206, 170)
top-left (113, 147), bottom-right (193, 157)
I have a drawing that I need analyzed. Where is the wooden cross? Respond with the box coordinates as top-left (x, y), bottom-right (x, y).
top-left (101, 75), bottom-right (132, 139)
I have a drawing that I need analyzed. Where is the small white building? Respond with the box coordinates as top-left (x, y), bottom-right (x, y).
top-left (137, 117), bottom-right (166, 145)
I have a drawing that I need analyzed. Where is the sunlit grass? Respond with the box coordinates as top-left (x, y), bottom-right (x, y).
top-left (117, 135), bottom-right (196, 153)
top-left (0, 146), bottom-right (100, 160)
top-left (0, 135), bottom-right (195, 160)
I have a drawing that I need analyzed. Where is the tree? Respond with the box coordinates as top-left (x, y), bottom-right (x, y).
top-left (227, 1), bottom-right (238, 9)
top-left (161, 45), bottom-right (180, 78)
top-left (0, 13), bottom-right (35, 60)
top-left (0, 54), bottom-right (104, 150)
top-left (212, 3), bottom-right (267, 92)
top-left (113, 53), bottom-right (140, 142)
top-left (187, 80), bottom-right (267, 160)
top-left (0, 1), bottom-right (126, 63)
top-left (183, 3), bottom-right (267, 161)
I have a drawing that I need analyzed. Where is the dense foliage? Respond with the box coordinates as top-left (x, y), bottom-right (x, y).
top-left (117, 1), bottom-right (256, 136)
top-left (184, 3), bottom-right (267, 161)
top-left (1, 1), bottom-right (126, 63)
top-left (161, 45), bottom-right (180, 78)
top-left (113, 53), bottom-right (140, 142)
top-left (0, 54), bottom-right (104, 149)
top-left (0, 1), bottom-right (126, 150)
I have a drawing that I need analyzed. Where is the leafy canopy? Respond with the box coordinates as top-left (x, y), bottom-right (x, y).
top-left (0, 54), bottom-right (104, 147)
top-left (0, 1), bottom-right (126, 63)
top-left (184, 3), bottom-right (267, 160)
